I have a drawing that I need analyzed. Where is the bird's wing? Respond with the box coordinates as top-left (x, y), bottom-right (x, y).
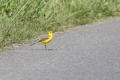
top-left (30, 37), bottom-right (49, 46)
top-left (38, 37), bottom-right (49, 42)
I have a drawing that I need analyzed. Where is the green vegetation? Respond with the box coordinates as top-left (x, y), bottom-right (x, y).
top-left (0, 0), bottom-right (120, 48)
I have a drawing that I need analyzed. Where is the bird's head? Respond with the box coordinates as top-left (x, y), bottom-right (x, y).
top-left (48, 31), bottom-right (53, 36)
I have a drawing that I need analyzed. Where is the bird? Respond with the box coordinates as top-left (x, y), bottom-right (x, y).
top-left (30, 31), bottom-right (53, 49)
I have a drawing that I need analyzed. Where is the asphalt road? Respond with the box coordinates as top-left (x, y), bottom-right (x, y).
top-left (0, 17), bottom-right (120, 80)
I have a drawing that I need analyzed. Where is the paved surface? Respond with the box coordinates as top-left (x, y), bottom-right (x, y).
top-left (0, 17), bottom-right (120, 80)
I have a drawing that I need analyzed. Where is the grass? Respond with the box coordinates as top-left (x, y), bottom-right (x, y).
top-left (0, 0), bottom-right (120, 49)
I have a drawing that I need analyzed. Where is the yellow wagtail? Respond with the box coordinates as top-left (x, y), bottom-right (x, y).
top-left (31, 31), bottom-right (53, 49)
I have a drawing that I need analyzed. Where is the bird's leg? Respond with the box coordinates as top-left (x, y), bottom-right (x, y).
top-left (44, 44), bottom-right (47, 49)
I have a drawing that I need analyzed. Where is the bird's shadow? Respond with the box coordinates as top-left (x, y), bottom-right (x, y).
top-left (30, 48), bottom-right (57, 51)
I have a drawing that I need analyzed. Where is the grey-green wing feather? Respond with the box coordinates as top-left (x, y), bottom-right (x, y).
top-left (30, 37), bottom-right (49, 46)
top-left (38, 37), bottom-right (49, 42)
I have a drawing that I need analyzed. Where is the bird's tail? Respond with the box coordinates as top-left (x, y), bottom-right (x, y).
top-left (29, 43), bottom-right (36, 46)
top-left (29, 39), bottom-right (40, 46)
